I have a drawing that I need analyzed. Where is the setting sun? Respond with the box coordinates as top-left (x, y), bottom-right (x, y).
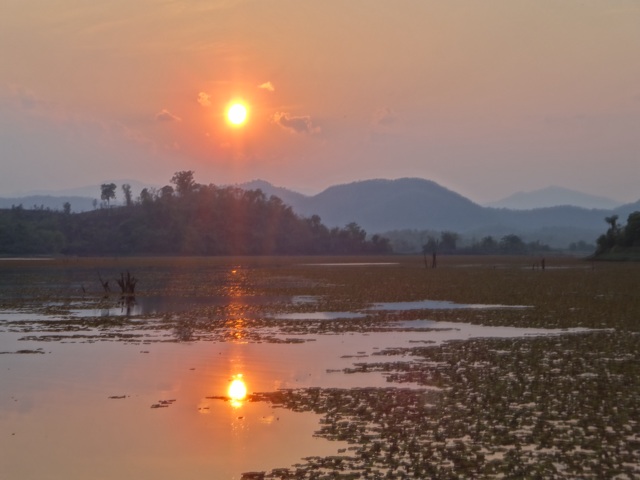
top-left (227, 103), bottom-right (248, 126)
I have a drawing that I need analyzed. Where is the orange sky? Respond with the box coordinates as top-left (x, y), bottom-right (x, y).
top-left (1, 1), bottom-right (639, 203)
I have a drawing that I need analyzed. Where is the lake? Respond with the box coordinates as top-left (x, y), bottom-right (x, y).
top-left (1, 256), bottom-right (638, 478)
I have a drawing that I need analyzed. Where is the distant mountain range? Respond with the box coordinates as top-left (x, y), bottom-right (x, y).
top-left (3, 178), bottom-right (639, 249)
top-left (0, 180), bottom-right (155, 212)
top-left (486, 186), bottom-right (623, 210)
top-left (0, 195), bottom-right (98, 212)
top-left (239, 179), bottom-right (640, 248)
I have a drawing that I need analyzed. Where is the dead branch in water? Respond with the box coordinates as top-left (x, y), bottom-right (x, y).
top-left (97, 271), bottom-right (110, 293)
top-left (116, 271), bottom-right (137, 295)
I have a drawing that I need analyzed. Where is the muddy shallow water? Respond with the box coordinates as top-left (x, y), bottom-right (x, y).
top-left (0, 322), bottom-right (579, 480)
top-left (1, 256), bottom-right (638, 479)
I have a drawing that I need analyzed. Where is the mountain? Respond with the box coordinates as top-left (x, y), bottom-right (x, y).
top-left (236, 178), bottom-right (640, 248)
top-left (240, 177), bottom-right (612, 230)
top-left (4, 177), bottom-right (638, 249)
top-left (303, 178), bottom-right (498, 232)
top-left (241, 178), bottom-right (499, 231)
top-left (0, 180), bottom-right (161, 212)
top-left (18, 179), bottom-right (157, 199)
top-left (237, 180), bottom-right (308, 207)
top-left (487, 186), bottom-right (623, 210)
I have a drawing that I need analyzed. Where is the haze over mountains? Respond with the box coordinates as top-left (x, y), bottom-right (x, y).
top-left (239, 179), bottom-right (640, 248)
top-left (487, 186), bottom-right (623, 210)
top-left (2, 178), bottom-right (638, 249)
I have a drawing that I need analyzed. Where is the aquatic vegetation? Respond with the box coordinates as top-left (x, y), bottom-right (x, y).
top-left (1, 255), bottom-right (639, 478)
top-left (248, 331), bottom-right (640, 478)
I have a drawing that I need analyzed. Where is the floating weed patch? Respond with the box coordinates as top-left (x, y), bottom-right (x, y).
top-left (249, 331), bottom-right (640, 479)
top-left (0, 348), bottom-right (45, 354)
top-left (150, 399), bottom-right (176, 409)
top-left (1, 256), bottom-right (640, 478)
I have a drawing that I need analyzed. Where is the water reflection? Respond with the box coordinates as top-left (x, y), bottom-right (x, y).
top-left (369, 299), bottom-right (531, 311)
top-left (273, 311), bottom-right (366, 321)
top-left (224, 268), bottom-right (250, 343)
top-left (73, 294), bottom-right (290, 317)
top-left (228, 374), bottom-right (248, 408)
top-left (224, 305), bottom-right (247, 343)
top-left (117, 295), bottom-right (137, 316)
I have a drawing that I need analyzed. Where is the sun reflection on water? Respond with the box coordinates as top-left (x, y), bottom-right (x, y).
top-left (228, 374), bottom-right (248, 408)
top-left (224, 267), bottom-right (250, 343)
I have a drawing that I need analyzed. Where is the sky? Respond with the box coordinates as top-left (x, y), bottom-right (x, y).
top-left (1, 0), bottom-right (639, 204)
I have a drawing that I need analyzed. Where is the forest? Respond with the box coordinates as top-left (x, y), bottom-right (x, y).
top-left (2, 171), bottom-right (638, 259)
top-left (594, 212), bottom-right (640, 258)
top-left (0, 172), bottom-right (391, 256)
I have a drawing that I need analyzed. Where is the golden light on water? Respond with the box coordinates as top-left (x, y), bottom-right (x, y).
top-left (228, 374), bottom-right (247, 407)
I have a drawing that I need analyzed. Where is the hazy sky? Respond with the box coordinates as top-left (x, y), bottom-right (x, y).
top-left (1, 1), bottom-right (639, 203)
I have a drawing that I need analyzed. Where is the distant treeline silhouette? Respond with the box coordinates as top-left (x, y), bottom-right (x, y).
top-left (0, 172), bottom-right (391, 256)
top-left (594, 212), bottom-right (640, 258)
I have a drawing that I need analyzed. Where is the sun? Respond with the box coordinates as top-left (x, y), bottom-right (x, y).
top-left (227, 103), bottom-right (248, 126)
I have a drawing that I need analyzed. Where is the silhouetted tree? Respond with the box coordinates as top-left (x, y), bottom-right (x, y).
top-left (423, 236), bottom-right (439, 268)
top-left (439, 231), bottom-right (458, 253)
top-left (159, 185), bottom-right (174, 200)
top-left (622, 212), bottom-right (640, 247)
top-left (139, 188), bottom-right (153, 205)
top-left (100, 183), bottom-right (117, 207)
top-left (122, 184), bottom-right (133, 207)
top-left (596, 211), bottom-right (640, 255)
top-left (479, 236), bottom-right (498, 253)
top-left (500, 234), bottom-right (526, 254)
top-left (597, 214), bottom-right (623, 254)
top-left (171, 171), bottom-right (197, 197)
top-left (605, 215), bottom-right (619, 233)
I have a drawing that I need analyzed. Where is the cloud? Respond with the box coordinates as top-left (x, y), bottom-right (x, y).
top-left (12, 86), bottom-right (42, 110)
top-left (258, 81), bottom-right (275, 92)
top-left (273, 112), bottom-right (320, 134)
top-left (155, 109), bottom-right (181, 122)
top-left (0, 86), bottom-right (169, 196)
top-left (197, 92), bottom-right (211, 107)
top-left (2, 84), bottom-right (52, 114)
top-left (372, 107), bottom-right (396, 126)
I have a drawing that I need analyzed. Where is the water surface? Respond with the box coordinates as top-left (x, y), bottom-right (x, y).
top-left (0, 263), bottom-right (595, 479)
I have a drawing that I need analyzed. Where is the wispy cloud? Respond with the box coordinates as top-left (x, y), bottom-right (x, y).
top-left (258, 81), bottom-right (275, 92)
top-left (372, 107), bottom-right (396, 126)
top-left (155, 109), bottom-right (181, 122)
top-left (197, 92), bottom-right (211, 107)
top-left (273, 112), bottom-right (320, 134)
top-left (3, 84), bottom-right (51, 113)
top-left (0, 84), bottom-right (165, 194)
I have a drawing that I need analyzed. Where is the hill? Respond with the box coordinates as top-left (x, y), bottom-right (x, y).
top-left (240, 178), bottom-right (497, 231)
top-left (0, 183), bottom-right (391, 256)
top-left (487, 186), bottom-right (622, 210)
top-left (0, 180), bottom-right (159, 213)
top-left (237, 178), bottom-right (640, 249)
top-left (5, 177), bottom-right (638, 251)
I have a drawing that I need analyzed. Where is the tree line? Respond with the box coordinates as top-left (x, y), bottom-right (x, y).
top-left (594, 212), bottom-right (640, 257)
top-left (420, 231), bottom-right (552, 256)
top-left (0, 171), bottom-right (391, 256)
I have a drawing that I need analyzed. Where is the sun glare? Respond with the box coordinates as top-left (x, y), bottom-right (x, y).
top-left (227, 103), bottom-right (248, 126)
top-left (228, 375), bottom-right (247, 406)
